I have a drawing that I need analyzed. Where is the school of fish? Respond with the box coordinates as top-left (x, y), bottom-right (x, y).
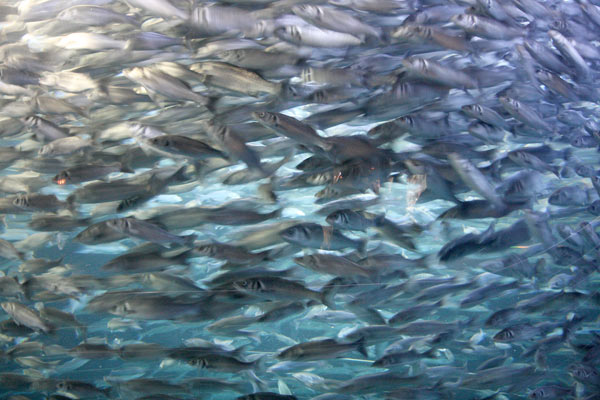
top-left (0, 0), bottom-right (599, 399)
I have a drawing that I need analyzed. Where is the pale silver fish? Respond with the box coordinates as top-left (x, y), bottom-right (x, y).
top-left (1, 302), bottom-right (53, 333)
top-left (275, 25), bottom-right (363, 47)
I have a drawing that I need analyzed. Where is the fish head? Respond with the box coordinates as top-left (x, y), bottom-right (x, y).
top-left (282, 83), bottom-right (308, 101)
top-left (56, 380), bottom-right (73, 392)
top-left (22, 115), bottom-right (39, 127)
top-left (568, 363), bottom-right (597, 380)
top-left (395, 25), bottom-right (424, 40)
top-left (150, 135), bottom-right (172, 149)
top-left (493, 328), bottom-right (514, 342)
top-left (105, 218), bottom-right (130, 232)
top-left (588, 200), bottom-right (600, 216)
top-left (451, 14), bottom-right (475, 28)
top-left (122, 67), bottom-right (143, 80)
top-left (276, 25), bottom-right (301, 43)
top-left (252, 111), bottom-right (278, 127)
top-left (188, 357), bottom-right (209, 368)
top-left (315, 186), bottom-right (339, 199)
top-left (402, 57), bottom-right (426, 71)
top-left (529, 388), bottom-right (546, 399)
top-left (570, 135), bottom-right (592, 148)
top-left (280, 224), bottom-right (311, 243)
top-left (507, 151), bottom-right (526, 164)
top-left (292, 5), bottom-right (322, 20)
top-left (56, 8), bottom-right (76, 21)
top-left (548, 30), bottom-right (563, 43)
top-left (53, 170), bottom-right (70, 185)
top-left (394, 116), bottom-right (414, 129)
top-left (293, 255), bottom-right (315, 268)
top-left (461, 104), bottom-right (482, 116)
top-left (548, 188), bottom-right (568, 205)
top-left (217, 49), bottom-right (245, 64)
top-left (12, 194), bottom-right (29, 209)
top-left (326, 210), bottom-right (349, 228)
top-left (0, 302), bottom-right (14, 314)
top-left (233, 278), bottom-right (265, 294)
top-left (110, 302), bottom-right (132, 316)
top-left (38, 144), bottom-right (52, 156)
top-left (371, 358), bottom-right (390, 368)
top-left (328, 0), bottom-right (351, 5)
top-left (194, 244), bottom-right (217, 257)
top-left (278, 345), bottom-right (303, 360)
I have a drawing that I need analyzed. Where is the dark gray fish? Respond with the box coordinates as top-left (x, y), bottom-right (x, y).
top-left (105, 217), bottom-right (196, 248)
top-left (280, 223), bottom-right (366, 254)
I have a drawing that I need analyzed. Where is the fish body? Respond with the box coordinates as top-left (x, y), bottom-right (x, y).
top-left (105, 217), bottom-right (196, 247)
top-left (280, 223), bottom-right (366, 253)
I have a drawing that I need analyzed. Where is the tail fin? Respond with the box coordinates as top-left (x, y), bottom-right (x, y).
top-left (321, 283), bottom-right (338, 309)
top-left (354, 337), bottom-right (369, 358)
top-left (357, 238), bottom-right (368, 257)
top-left (423, 348), bottom-right (440, 359)
top-left (181, 234), bottom-right (197, 247)
top-left (563, 147), bottom-right (573, 161)
top-left (552, 165), bottom-right (562, 179)
top-left (373, 214), bottom-right (387, 227)
top-left (66, 195), bottom-right (76, 210)
top-left (119, 162), bottom-right (134, 174)
top-left (245, 369), bottom-right (269, 392)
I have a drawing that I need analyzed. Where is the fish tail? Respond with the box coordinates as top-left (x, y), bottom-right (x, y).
top-left (102, 386), bottom-right (113, 398)
top-left (354, 336), bottom-right (368, 358)
top-left (563, 147), bottom-right (574, 161)
top-left (66, 194), bottom-right (77, 209)
top-left (245, 369), bottom-right (269, 392)
top-left (119, 162), bottom-right (134, 174)
top-left (424, 348), bottom-right (440, 359)
top-left (321, 285), bottom-right (337, 309)
top-left (552, 165), bottom-right (562, 178)
top-left (373, 215), bottom-right (387, 227)
top-left (269, 208), bottom-right (283, 219)
top-left (357, 238), bottom-right (368, 257)
top-left (181, 234), bottom-right (197, 247)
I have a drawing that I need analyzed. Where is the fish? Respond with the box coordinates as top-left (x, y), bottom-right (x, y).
top-left (104, 217), bottom-right (196, 247)
top-left (278, 338), bottom-right (368, 361)
top-left (280, 223), bottom-right (367, 254)
top-left (232, 276), bottom-right (334, 307)
top-left (53, 163), bottom-right (133, 185)
top-left (0, 302), bottom-right (54, 333)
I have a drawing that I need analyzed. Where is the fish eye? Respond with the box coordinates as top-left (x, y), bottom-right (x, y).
top-left (238, 280), bottom-right (248, 287)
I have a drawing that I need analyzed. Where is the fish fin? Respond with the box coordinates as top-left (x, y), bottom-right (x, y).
top-left (181, 233), bottom-right (197, 247)
top-left (245, 369), bottom-right (269, 392)
top-left (355, 336), bottom-right (368, 358)
top-left (357, 238), bottom-right (368, 257)
top-left (119, 162), bottom-right (134, 174)
top-left (321, 285), bottom-right (337, 310)
top-left (424, 348), bottom-right (440, 359)
top-left (278, 379), bottom-right (292, 396)
top-left (373, 215), bottom-right (387, 227)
